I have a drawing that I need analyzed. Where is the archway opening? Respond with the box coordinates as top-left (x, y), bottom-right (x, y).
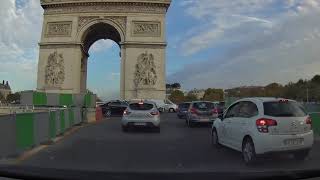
top-left (80, 22), bottom-right (122, 101)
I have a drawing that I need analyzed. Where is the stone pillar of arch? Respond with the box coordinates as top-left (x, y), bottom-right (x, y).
top-left (36, 0), bottom-right (171, 100)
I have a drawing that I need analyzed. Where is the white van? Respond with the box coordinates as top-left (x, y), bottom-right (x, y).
top-left (149, 99), bottom-right (178, 113)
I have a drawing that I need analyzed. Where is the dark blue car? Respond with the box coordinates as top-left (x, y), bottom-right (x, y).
top-left (177, 102), bottom-right (191, 119)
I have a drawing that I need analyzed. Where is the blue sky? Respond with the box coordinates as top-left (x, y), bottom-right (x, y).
top-left (1, 0), bottom-right (320, 100)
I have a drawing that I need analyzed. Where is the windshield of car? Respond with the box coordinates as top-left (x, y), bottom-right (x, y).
top-left (263, 101), bottom-right (308, 117)
top-left (3, 0), bottom-right (320, 179)
top-left (193, 102), bottom-right (214, 110)
top-left (129, 103), bottom-right (154, 110)
top-left (179, 103), bottom-right (190, 109)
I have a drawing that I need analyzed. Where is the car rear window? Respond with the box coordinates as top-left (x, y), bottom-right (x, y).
top-left (263, 101), bottom-right (307, 117)
top-left (193, 102), bottom-right (214, 110)
top-left (129, 103), bottom-right (154, 110)
top-left (179, 103), bottom-right (190, 108)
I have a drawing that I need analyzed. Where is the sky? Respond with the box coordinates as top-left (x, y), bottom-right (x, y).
top-left (1, 0), bottom-right (320, 100)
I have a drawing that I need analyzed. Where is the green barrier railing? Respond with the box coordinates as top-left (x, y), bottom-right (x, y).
top-left (69, 109), bottom-right (75, 126)
top-left (59, 94), bottom-right (74, 107)
top-left (310, 113), bottom-right (320, 136)
top-left (60, 111), bottom-right (65, 133)
top-left (49, 111), bottom-right (56, 139)
top-left (16, 113), bottom-right (35, 149)
top-left (33, 92), bottom-right (47, 106)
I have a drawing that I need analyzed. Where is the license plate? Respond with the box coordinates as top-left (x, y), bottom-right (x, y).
top-left (200, 118), bottom-right (209, 121)
top-left (284, 138), bottom-right (304, 146)
top-left (134, 122), bottom-right (146, 126)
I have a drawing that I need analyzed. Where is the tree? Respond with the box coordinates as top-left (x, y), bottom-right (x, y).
top-left (6, 92), bottom-right (21, 104)
top-left (311, 75), bottom-right (320, 84)
top-left (168, 90), bottom-right (185, 104)
top-left (185, 93), bottom-right (198, 102)
top-left (203, 88), bottom-right (224, 101)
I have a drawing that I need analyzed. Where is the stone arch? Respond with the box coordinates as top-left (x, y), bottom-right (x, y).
top-left (76, 18), bottom-right (126, 53)
top-left (36, 0), bottom-right (171, 100)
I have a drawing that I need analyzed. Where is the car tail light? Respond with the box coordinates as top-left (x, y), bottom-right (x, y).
top-left (150, 111), bottom-right (160, 116)
top-left (306, 116), bottom-right (312, 129)
top-left (123, 109), bottom-right (131, 115)
top-left (190, 108), bottom-right (197, 114)
top-left (256, 118), bottom-right (277, 133)
top-left (212, 108), bottom-right (218, 114)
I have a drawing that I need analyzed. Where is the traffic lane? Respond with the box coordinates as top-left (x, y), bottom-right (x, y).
top-left (21, 113), bottom-right (320, 172)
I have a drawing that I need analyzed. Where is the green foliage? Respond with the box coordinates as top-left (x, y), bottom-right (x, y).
top-left (225, 74), bottom-right (320, 102)
top-left (168, 90), bottom-right (185, 104)
top-left (185, 93), bottom-right (198, 102)
top-left (203, 88), bottom-right (224, 101)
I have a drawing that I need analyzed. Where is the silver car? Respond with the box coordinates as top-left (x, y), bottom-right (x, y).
top-left (121, 100), bottom-right (161, 132)
top-left (186, 101), bottom-right (218, 127)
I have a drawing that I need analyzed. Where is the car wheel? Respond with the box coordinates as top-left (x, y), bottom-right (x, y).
top-left (293, 150), bottom-right (310, 161)
top-left (105, 110), bottom-right (111, 117)
top-left (211, 129), bottom-right (221, 148)
top-left (169, 108), bottom-right (175, 113)
top-left (122, 125), bottom-right (128, 132)
top-left (242, 138), bottom-right (257, 165)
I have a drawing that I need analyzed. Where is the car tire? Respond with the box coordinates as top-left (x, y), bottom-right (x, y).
top-left (169, 108), bottom-right (175, 113)
top-left (122, 125), bottom-right (128, 132)
top-left (211, 129), bottom-right (221, 148)
top-left (293, 150), bottom-right (310, 161)
top-left (242, 137), bottom-right (257, 165)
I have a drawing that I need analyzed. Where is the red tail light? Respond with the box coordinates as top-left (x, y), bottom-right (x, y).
top-left (256, 118), bottom-right (277, 133)
top-left (190, 108), bottom-right (197, 114)
top-left (212, 108), bottom-right (218, 114)
top-left (150, 111), bottom-right (160, 116)
top-left (306, 116), bottom-right (312, 129)
top-left (123, 110), bottom-right (131, 115)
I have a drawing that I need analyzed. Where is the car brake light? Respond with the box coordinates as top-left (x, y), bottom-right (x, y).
top-left (123, 110), bottom-right (131, 115)
top-left (212, 108), bottom-right (218, 114)
top-left (256, 118), bottom-right (277, 133)
top-left (306, 116), bottom-right (312, 129)
top-left (150, 111), bottom-right (160, 116)
top-left (190, 108), bottom-right (197, 114)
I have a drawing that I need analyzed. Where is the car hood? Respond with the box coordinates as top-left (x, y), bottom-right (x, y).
top-left (0, 165), bottom-right (320, 180)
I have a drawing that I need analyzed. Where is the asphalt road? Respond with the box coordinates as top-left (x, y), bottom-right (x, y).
top-left (22, 113), bottom-right (320, 172)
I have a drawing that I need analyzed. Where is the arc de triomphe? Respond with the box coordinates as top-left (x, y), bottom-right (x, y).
top-left (36, 0), bottom-right (171, 100)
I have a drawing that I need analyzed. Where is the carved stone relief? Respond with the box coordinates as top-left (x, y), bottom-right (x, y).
top-left (78, 16), bottom-right (126, 33)
top-left (45, 50), bottom-right (65, 87)
top-left (44, 4), bottom-right (167, 15)
top-left (134, 52), bottom-right (157, 88)
top-left (132, 21), bottom-right (160, 37)
top-left (46, 21), bottom-right (72, 37)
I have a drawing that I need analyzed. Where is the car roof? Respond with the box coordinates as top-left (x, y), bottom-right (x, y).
top-left (234, 97), bottom-right (296, 104)
top-left (191, 101), bottom-right (213, 103)
top-left (129, 100), bottom-right (156, 104)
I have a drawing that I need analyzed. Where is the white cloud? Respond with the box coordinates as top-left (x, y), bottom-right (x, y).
top-left (171, 4), bottom-right (320, 90)
top-left (89, 39), bottom-right (115, 53)
top-left (0, 0), bottom-right (43, 91)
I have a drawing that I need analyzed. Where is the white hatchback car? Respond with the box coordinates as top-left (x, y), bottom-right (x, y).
top-left (121, 100), bottom-right (160, 132)
top-left (211, 98), bottom-right (314, 164)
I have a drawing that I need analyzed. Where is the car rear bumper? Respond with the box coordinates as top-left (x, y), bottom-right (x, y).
top-left (254, 131), bottom-right (314, 154)
top-left (121, 117), bottom-right (160, 127)
top-left (189, 117), bottom-right (216, 123)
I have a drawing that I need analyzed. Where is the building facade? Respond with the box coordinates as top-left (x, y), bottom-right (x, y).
top-left (0, 81), bottom-right (11, 99)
